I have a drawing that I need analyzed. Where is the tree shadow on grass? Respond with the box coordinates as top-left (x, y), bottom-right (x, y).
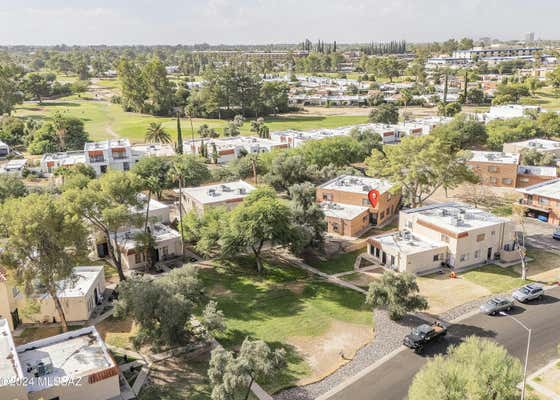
top-left (40, 101), bottom-right (81, 107)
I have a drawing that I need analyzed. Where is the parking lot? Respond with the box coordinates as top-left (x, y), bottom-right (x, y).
top-left (524, 218), bottom-right (560, 252)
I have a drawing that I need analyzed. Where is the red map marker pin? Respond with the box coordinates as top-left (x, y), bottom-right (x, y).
top-left (368, 189), bottom-right (380, 208)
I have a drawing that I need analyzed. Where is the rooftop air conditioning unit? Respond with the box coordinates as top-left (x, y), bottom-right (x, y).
top-left (221, 185), bottom-right (231, 192)
top-left (208, 189), bottom-right (216, 196)
top-left (362, 185), bottom-right (371, 192)
top-left (237, 188), bottom-right (246, 195)
top-left (26, 357), bottom-right (54, 378)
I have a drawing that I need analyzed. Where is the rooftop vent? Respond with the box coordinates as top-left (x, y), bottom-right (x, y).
top-left (26, 357), bottom-right (53, 378)
top-left (362, 185), bottom-right (371, 192)
top-left (221, 185), bottom-right (231, 192)
top-left (207, 188), bottom-right (216, 197)
top-left (237, 188), bottom-right (246, 195)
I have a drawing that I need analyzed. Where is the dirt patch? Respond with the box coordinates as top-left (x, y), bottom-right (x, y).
top-left (288, 320), bottom-right (373, 385)
top-left (207, 284), bottom-right (233, 297)
top-left (417, 274), bottom-right (491, 314)
top-left (341, 271), bottom-right (380, 288)
top-left (284, 281), bottom-right (307, 295)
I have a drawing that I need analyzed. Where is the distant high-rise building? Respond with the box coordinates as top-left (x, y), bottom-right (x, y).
top-left (525, 32), bottom-right (535, 42)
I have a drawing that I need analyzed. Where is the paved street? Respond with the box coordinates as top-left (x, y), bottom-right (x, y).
top-left (324, 286), bottom-right (560, 400)
top-left (525, 218), bottom-right (560, 252)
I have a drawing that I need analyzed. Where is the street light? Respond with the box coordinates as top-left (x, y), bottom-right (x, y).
top-left (499, 311), bottom-right (531, 400)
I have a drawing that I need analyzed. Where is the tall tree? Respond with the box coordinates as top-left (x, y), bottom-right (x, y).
top-left (0, 63), bottom-right (23, 115)
top-left (409, 337), bottom-right (522, 400)
top-left (0, 194), bottom-right (88, 331)
top-left (176, 111), bottom-right (184, 154)
top-left (222, 187), bottom-right (299, 272)
top-left (366, 136), bottom-right (478, 208)
top-left (369, 103), bottom-right (399, 124)
top-left (63, 171), bottom-right (143, 281)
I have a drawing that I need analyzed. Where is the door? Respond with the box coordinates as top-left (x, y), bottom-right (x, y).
top-left (100, 165), bottom-right (107, 174)
top-left (11, 309), bottom-right (20, 329)
top-left (487, 247), bottom-right (493, 260)
top-left (381, 252), bottom-right (386, 265)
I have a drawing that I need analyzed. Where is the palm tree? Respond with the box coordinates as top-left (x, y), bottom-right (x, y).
top-left (145, 122), bottom-right (172, 144)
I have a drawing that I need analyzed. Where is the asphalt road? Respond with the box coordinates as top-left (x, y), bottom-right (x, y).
top-left (326, 286), bottom-right (560, 400)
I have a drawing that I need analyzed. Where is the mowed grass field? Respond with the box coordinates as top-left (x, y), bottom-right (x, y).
top-left (197, 257), bottom-right (373, 392)
top-left (14, 77), bottom-right (368, 143)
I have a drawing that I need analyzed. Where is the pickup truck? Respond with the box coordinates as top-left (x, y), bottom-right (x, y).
top-left (403, 322), bottom-right (447, 353)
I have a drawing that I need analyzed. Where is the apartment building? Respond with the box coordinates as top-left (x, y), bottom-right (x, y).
top-left (180, 180), bottom-right (256, 215)
top-left (184, 136), bottom-right (288, 164)
top-left (0, 320), bottom-right (121, 400)
top-left (0, 159), bottom-right (27, 177)
top-left (503, 138), bottom-right (560, 158)
top-left (0, 266), bottom-right (106, 331)
top-left (316, 175), bottom-right (401, 236)
top-left (453, 47), bottom-right (543, 60)
top-left (40, 151), bottom-right (87, 174)
top-left (113, 223), bottom-right (182, 270)
top-left (366, 203), bottom-right (520, 274)
top-left (480, 105), bottom-right (541, 122)
top-left (516, 165), bottom-right (558, 188)
top-left (517, 178), bottom-right (560, 225)
top-left (468, 151), bottom-right (520, 188)
top-left (131, 143), bottom-right (176, 158)
top-left (85, 138), bottom-right (137, 175)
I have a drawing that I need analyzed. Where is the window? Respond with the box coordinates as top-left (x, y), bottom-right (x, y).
top-left (332, 223), bottom-right (339, 232)
top-left (476, 233), bottom-right (485, 242)
top-left (387, 194), bottom-right (392, 200)
top-left (538, 197), bottom-right (550, 206)
top-left (502, 178), bottom-right (513, 185)
top-left (134, 253), bottom-right (142, 264)
top-left (474, 250), bottom-right (481, 259)
top-left (488, 166), bottom-right (499, 173)
top-left (162, 246), bottom-right (169, 257)
top-left (460, 254), bottom-right (469, 262)
top-left (527, 195), bottom-right (533, 201)
top-left (386, 207), bottom-right (390, 215)
top-left (123, 162), bottom-right (130, 171)
top-left (519, 177), bottom-right (529, 183)
top-left (489, 176), bottom-right (498, 184)
top-left (433, 254), bottom-right (439, 262)
top-left (491, 230), bottom-right (495, 236)
top-left (323, 193), bottom-right (333, 201)
top-left (406, 221), bottom-right (413, 229)
top-left (363, 215), bottom-right (369, 223)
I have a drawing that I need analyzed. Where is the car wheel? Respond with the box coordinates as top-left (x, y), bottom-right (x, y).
top-left (507, 306), bottom-right (512, 311)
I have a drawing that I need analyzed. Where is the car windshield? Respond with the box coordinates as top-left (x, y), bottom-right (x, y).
top-left (412, 327), bottom-right (430, 337)
top-left (519, 287), bottom-right (530, 295)
top-left (489, 299), bottom-right (500, 305)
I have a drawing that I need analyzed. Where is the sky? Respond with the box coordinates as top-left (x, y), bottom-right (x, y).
top-left (0, 0), bottom-right (559, 46)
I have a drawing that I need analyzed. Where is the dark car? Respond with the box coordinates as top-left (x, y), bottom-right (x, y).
top-left (403, 322), bottom-right (447, 353)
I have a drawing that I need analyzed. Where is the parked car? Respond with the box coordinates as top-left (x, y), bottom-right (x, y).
top-left (479, 296), bottom-right (514, 315)
top-left (553, 229), bottom-right (560, 241)
top-left (403, 322), bottom-right (447, 353)
top-left (512, 284), bottom-right (544, 303)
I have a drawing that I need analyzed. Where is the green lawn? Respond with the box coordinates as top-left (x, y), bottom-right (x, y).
top-left (307, 249), bottom-right (364, 275)
top-left (461, 264), bottom-right (530, 294)
top-left (532, 88), bottom-right (560, 111)
top-left (14, 97), bottom-right (368, 143)
top-left (197, 256), bottom-right (372, 393)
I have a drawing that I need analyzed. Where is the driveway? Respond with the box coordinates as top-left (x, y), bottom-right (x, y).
top-left (321, 286), bottom-right (560, 400)
top-left (524, 218), bottom-right (560, 252)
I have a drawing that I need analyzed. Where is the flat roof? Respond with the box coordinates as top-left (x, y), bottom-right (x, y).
top-left (17, 326), bottom-right (114, 393)
top-left (518, 165), bottom-right (558, 177)
top-left (41, 151), bottom-right (86, 165)
top-left (182, 180), bottom-right (255, 205)
top-left (403, 202), bottom-right (509, 233)
top-left (319, 175), bottom-right (394, 195)
top-left (85, 138), bottom-right (130, 151)
top-left (4, 159), bottom-right (28, 168)
top-left (133, 193), bottom-right (170, 215)
top-left (0, 319), bottom-right (24, 385)
top-left (470, 151), bottom-right (520, 164)
top-left (131, 143), bottom-right (176, 157)
top-left (508, 138), bottom-right (560, 151)
top-left (320, 202), bottom-right (369, 220)
top-left (517, 178), bottom-right (560, 200)
top-left (116, 223), bottom-right (181, 250)
top-left (45, 266), bottom-right (103, 299)
top-left (372, 231), bottom-right (447, 255)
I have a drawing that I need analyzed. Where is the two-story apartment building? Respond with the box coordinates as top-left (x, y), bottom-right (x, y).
top-left (0, 320), bottom-right (121, 400)
top-left (316, 175), bottom-right (401, 237)
top-left (0, 266), bottom-right (106, 331)
top-left (503, 138), bottom-right (560, 158)
top-left (84, 139), bottom-right (137, 176)
top-left (468, 151), bottom-right (520, 188)
top-left (517, 178), bottom-right (560, 225)
top-left (366, 203), bottom-right (520, 274)
top-left (180, 180), bottom-right (256, 215)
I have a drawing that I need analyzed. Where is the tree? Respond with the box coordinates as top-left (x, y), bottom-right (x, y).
top-left (222, 187), bottom-right (299, 272)
top-left (223, 121), bottom-right (241, 137)
top-left (142, 57), bottom-right (174, 115)
top-left (176, 112), bottom-right (184, 154)
top-left (118, 57), bottom-right (148, 113)
top-left (27, 112), bottom-right (89, 154)
top-left (22, 72), bottom-right (51, 103)
top-left (0, 174), bottom-right (27, 203)
top-left (250, 118), bottom-right (270, 139)
top-left (114, 266), bottom-right (220, 347)
top-left (182, 206), bottom-right (229, 256)
top-left (0, 63), bottom-right (23, 115)
top-left (366, 136), bottom-right (478, 208)
top-left (208, 338), bottom-right (286, 400)
top-left (547, 65), bottom-right (560, 96)
top-left (537, 111), bottom-right (560, 139)
top-left (0, 194), bottom-right (88, 331)
top-left (519, 148), bottom-right (556, 166)
top-left (486, 118), bottom-right (541, 150)
top-left (350, 127), bottom-right (383, 156)
top-left (431, 114), bottom-right (487, 150)
top-left (297, 136), bottom-right (366, 168)
top-left (366, 271), bottom-right (428, 320)
top-left (145, 122), bottom-right (172, 144)
top-left (289, 182), bottom-right (327, 250)
top-left (512, 203), bottom-right (528, 280)
top-left (265, 152), bottom-right (316, 191)
top-left (369, 103), bottom-right (399, 124)
top-left (63, 171), bottom-right (143, 281)
top-left (438, 101), bottom-right (462, 117)
top-left (409, 337), bottom-right (522, 400)
top-left (132, 156), bottom-right (171, 200)
top-left (466, 87), bottom-right (485, 105)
